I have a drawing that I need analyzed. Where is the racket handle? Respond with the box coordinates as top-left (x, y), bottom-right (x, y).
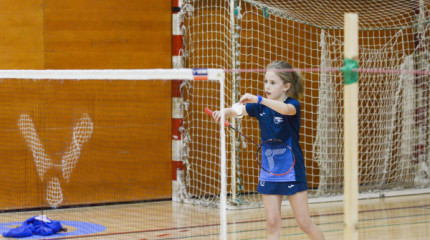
top-left (204, 107), bottom-right (230, 127)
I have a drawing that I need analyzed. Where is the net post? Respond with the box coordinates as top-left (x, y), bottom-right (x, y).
top-left (343, 13), bottom-right (359, 240)
top-left (171, 0), bottom-right (185, 203)
top-left (216, 70), bottom-right (227, 240)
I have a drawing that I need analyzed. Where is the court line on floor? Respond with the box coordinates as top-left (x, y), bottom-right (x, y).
top-left (45, 203), bottom-right (430, 239)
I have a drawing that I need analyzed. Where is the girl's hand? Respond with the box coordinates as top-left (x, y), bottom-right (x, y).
top-left (239, 93), bottom-right (258, 104)
top-left (211, 110), bottom-right (223, 122)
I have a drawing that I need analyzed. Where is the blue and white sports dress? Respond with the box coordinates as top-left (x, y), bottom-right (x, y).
top-left (246, 97), bottom-right (308, 194)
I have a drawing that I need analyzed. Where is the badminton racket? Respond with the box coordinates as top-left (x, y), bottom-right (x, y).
top-left (204, 107), bottom-right (295, 176)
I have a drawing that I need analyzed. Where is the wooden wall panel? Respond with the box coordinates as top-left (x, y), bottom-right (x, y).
top-left (0, 79), bottom-right (172, 210)
top-left (0, 0), bottom-right (172, 210)
top-left (0, 0), bottom-right (44, 69)
top-left (44, 0), bottom-right (171, 69)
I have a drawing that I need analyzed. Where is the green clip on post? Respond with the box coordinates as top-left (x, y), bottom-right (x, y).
top-left (341, 58), bottom-right (359, 85)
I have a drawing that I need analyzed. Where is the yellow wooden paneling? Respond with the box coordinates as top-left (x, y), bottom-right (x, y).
top-left (0, 0), bottom-right (44, 69)
top-left (0, 0), bottom-right (172, 210)
top-left (43, 0), bottom-right (171, 69)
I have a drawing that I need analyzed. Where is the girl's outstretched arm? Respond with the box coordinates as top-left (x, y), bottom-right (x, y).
top-left (239, 93), bottom-right (296, 116)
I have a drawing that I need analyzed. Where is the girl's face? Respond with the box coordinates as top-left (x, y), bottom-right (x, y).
top-left (264, 70), bottom-right (290, 101)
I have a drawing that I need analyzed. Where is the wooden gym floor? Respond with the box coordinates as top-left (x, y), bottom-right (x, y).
top-left (0, 193), bottom-right (429, 239)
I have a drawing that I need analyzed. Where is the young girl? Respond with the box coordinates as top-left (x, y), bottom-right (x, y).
top-left (211, 61), bottom-right (325, 240)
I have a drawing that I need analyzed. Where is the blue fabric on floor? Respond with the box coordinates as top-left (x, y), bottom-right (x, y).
top-left (2, 215), bottom-right (66, 238)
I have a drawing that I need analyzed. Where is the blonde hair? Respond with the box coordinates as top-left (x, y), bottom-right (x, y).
top-left (267, 61), bottom-right (303, 100)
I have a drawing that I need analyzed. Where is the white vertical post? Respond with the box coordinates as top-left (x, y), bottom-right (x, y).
top-left (229, 0), bottom-right (237, 202)
top-left (343, 13), bottom-right (359, 240)
top-left (171, 0), bottom-right (185, 202)
top-left (219, 72), bottom-right (227, 240)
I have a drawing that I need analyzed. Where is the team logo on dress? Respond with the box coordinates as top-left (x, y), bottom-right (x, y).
top-left (265, 148), bottom-right (287, 169)
top-left (274, 116), bottom-right (283, 124)
top-left (259, 180), bottom-right (265, 187)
